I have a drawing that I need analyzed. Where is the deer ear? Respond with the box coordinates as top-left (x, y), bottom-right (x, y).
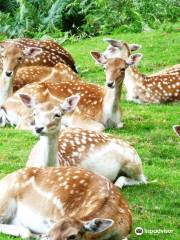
top-left (173, 125), bottom-right (180, 137)
top-left (23, 47), bottom-right (42, 58)
top-left (19, 94), bottom-right (34, 108)
top-left (91, 51), bottom-right (107, 65)
top-left (61, 94), bottom-right (80, 112)
top-left (126, 53), bottom-right (143, 66)
top-left (128, 44), bottom-right (141, 51)
top-left (104, 38), bottom-right (123, 49)
top-left (83, 218), bottom-right (114, 233)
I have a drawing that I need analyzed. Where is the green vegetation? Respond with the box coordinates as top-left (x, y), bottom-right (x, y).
top-left (0, 29), bottom-right (180, 239)
top-left (0, 0), bottom-right (179, 38)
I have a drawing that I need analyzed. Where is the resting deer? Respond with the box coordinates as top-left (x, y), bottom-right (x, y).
top-left (0, 43), bottom-right (43, 105)
top-left (19, 93), bottom-right (147, 188)
top-left (103, 38), bottom-right (180, 103)
top-left (0, 167), bottom-right (132, 239)
top-left (0, 38), bottom-right (77, 71)
top-left (0, 53), bottom-right (142, 131)
top-left (0, 43), bottom-right (80, 106)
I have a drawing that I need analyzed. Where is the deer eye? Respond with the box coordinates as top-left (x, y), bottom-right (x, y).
top-left (68, 234), bottom-right (77, 240)
top-left (121, 68), bottom-right (125, 72)
top-left (18, 56), bottom-right (22, 61)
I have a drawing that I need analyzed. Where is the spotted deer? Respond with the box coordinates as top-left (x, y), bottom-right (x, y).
top-left (0, 43), bottom-right (43, 105)
top-left (18, 93), bottom-right (147, 188)
top-left (0, 166), bottom-right (132, 239)
top-left (103, 38), bottom-right (180, 103)
top-left (0, 53), bottom-right (142, 131)
top-left (0, 38), bottom-right (77, 71)
top-left (0, 43), bottom-right (79, 106)
top-left (13, 63), bottom-right (80, 92)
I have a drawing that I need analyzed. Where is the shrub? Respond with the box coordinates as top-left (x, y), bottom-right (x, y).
top-left (0, 0), bottom-right (179, 38)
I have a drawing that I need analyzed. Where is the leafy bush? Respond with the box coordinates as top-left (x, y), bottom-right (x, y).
top-left (0, 0), bottom-right (179, 38)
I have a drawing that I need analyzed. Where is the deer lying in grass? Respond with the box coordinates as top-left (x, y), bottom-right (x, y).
top-left (0, 38), bottom-right (77, 71)
top-left (0, 53), bottom-right (142, 131)
top-left (0, 166), bottom-right (132, 239)
top-left (0, 43), bottom-right (42, 105)
top-left (18, 93), bottom-right (147, 188)
top-left (0, 43), bottom-right (80, 106)
top-left (103, 38), bottom-right (180, 103)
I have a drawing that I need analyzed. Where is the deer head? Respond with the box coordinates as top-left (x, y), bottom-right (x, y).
top-left (91, 51), bottom-right (143, 88)
top-left (19, 92), bottom-right (80, 136)
top-left (0, 43), bottom-right (42, 79)
top-left (47, 217), bottom-right (113, 240)
top-left (103, 38), bottom-right (141, 60)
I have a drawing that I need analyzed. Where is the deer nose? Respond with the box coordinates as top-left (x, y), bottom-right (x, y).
top-left (35, 127), bottom-right (44, 134)
top-left (107, 81), bottom-right (114, 88)
top-left (5, 71), bottom-right (13, 77)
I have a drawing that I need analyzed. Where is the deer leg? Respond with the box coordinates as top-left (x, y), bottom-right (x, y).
top-left (115, 162), bottom-right (147, 188)
top-left (115, 175), bottom-right (146, 188)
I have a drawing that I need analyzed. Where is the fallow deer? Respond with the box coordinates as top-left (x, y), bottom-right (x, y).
top-left (103, 38), bottom-right (180, 103)
top-left (0, 167), bottom-right (132, 239)
top-left (13, 63), bottom-right (80, 92)
top-left (19, 93), bottom-right (147, 188)
top-left (0, 38), bottom-right (77, 72)
top-left (0, 53), bottom-right (142, 131)
top-left (0, 43), bottom-right (80, 106)
top-left (0, 43), bottom-right (42, 105)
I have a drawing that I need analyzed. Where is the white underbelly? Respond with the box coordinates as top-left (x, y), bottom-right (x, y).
top-left (12, 203), bottom-right (54, 234)
top-left (80, 143), bottom-right (121, 181)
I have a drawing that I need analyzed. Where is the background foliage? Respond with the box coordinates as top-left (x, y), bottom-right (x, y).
top-left (0, 0), bottom-right (179, 39)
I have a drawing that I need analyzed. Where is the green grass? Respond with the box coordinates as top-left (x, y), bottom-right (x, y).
top-left (0, 29), bottom-right (180, 240)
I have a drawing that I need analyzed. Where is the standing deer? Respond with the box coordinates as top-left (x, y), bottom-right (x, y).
top-left (103, 38), bottom-right (180, 103)
top-left (0, 38), bottom-right (77, 71)
top-left (19, 93), bottom-right (147, 188)
top-left (0, 167), bottom-right (132, 239)
top-left (0, 43), bottom-right (80, 106)
top-left (0, 53), bottom-right (142, 131)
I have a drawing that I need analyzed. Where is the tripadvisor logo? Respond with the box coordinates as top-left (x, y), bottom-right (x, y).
top-left (135, 227), bottom-right (143, 236)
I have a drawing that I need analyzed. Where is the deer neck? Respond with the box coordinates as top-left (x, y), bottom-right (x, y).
top-left (0, 70), bottom-right (14, 106)
top-left (38, 133), bottom-right (59, 167)
top-left (103, 79), bottom-right (123, 125)
top-left (124, 67), bottom-right (144, 100)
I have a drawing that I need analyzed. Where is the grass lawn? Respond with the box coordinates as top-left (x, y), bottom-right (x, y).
top-left (0, 29), bottom-right (179, 240)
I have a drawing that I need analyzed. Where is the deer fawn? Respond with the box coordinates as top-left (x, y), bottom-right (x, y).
top-left (0, 167), bottom-right (132, 239)
top-left (18, 93), bottom-right (147, 188)
top-left (0, 38), bottom-right (77, 71)
top-left (0, 53), bottom-right (142, 131)
top-left (103, 38), bottom-right (180, 103)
